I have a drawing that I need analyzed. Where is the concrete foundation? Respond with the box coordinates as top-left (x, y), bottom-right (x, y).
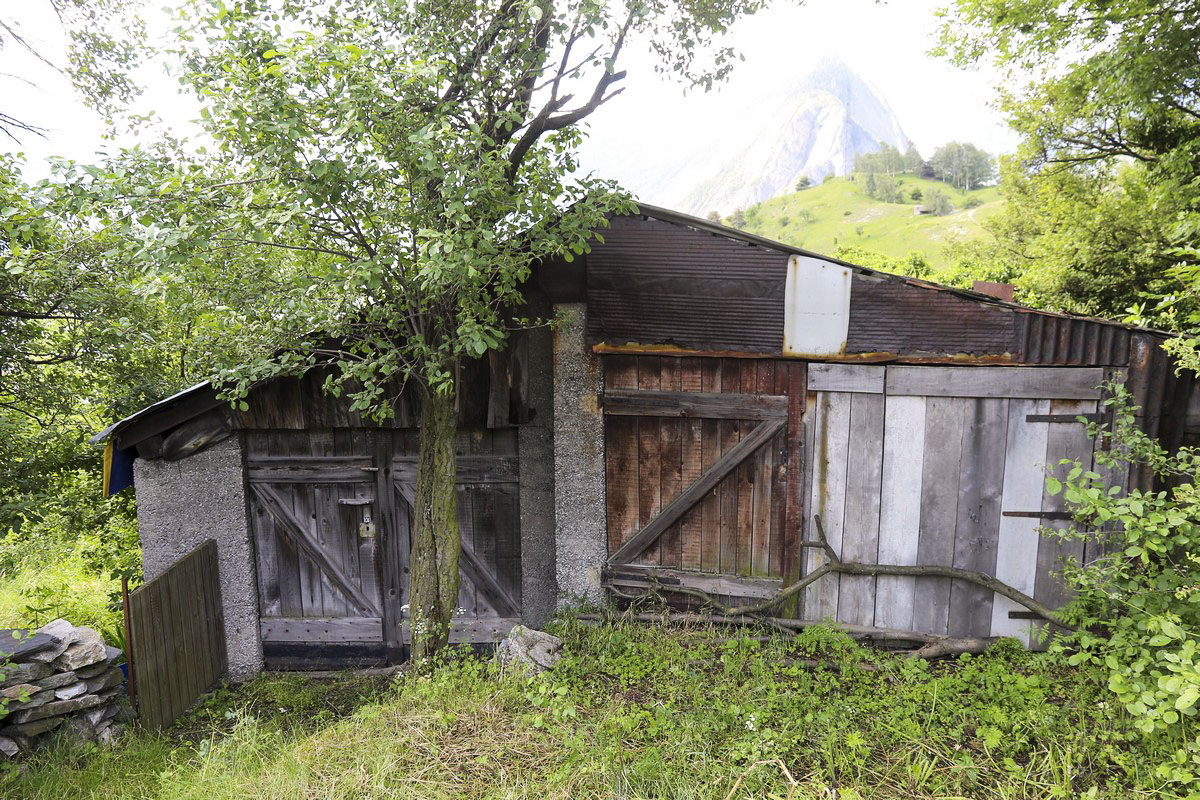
top-left (133, 437), bottom-right (262, 681)
top-left (552, 303), bottom-right (608, 605)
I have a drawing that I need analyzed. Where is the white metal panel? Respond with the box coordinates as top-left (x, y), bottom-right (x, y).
top-left (783, 255), bottom-right (852, 357)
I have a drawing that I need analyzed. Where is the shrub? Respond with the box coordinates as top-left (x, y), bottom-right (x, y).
top-left (1049, 381), bottom-right (1200, 788)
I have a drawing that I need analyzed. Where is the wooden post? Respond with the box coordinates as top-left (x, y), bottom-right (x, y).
top-left (121, 576), bottom-right (137, 717)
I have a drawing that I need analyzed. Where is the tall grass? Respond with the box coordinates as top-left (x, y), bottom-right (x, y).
top-left (4, 618), bottom-right (1176, 799)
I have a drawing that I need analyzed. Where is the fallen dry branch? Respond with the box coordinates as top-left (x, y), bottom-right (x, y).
top-left (576, 611), bottom-right (998, 659)
top-left (607, 514), bottom-right (1074, 632)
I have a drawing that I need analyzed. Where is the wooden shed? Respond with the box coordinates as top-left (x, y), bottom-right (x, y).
top-left (101, 204), bottom-right (1196, 677)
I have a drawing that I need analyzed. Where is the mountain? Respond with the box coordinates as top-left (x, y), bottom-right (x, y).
top-left (676, 56), bottom-right (910, 216)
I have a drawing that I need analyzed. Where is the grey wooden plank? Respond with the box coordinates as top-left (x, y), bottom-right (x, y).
top-left (1033, 398), bottom-right (1095, 648)
top-left (313, 485), bottom-right (349, 617)
top-left (807, 364), bottom-right (885, 394)
top-left (400, 617), bottom-right (521, 645)
top-left (837, 392), bottom-right (885, 626)
top-left (602, 389), bottom-right (788, 420)
top-left (912, 397), bottom-right (966, 636)
top-left (251, 502), bottom-right (282, 617)
top-left (391, 456), bottom-right (518, 484)
top-left (259, 617), bottom-right (383, 643)
top-left (607, 417), bottom-right (787, 565)
top-left (804, 392), bottom-right (851, 618)
top-left (874, 395), bottom-right (926, 630)
top-left (886, 366), bottom-right (1104, 400)
top-left (456, 485), bottom-right (478, 617)
top-left (948, 398), bottom-right (1010, 638)
top-left (990, 398), bottom-right (1051, 645)
top-left (250, 483), bottom-right (383, 617)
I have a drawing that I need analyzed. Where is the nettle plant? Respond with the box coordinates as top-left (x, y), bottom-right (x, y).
top-left (1047, 382), bottom-right (1200, 786)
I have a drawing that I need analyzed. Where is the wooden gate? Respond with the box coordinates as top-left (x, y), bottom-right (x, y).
top-left (246, 429), bottom-right (520, 667)
top-left (601, 356), bottom-right (806, 603)
top-left (128, 540), bottom-right (227, 729)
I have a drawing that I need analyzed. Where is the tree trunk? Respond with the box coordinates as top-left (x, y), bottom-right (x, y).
top-left (409, 387), bottom-right (460, 662)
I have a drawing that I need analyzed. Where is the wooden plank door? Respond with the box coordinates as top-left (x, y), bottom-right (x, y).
top-left (246, 432), bottom-right (386, 651)
top-left (391, 430), bottom-right (522, 643)
top-left (602, 356), bottom-right (798, 603)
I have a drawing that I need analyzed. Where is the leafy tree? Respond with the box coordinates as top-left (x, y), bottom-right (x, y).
top-left (20, 0), bottom-right (785, 659)
top-left (902, 143), bottom-right (923, 173)
top-left (938, 0), bottom-right (1200, 326)
top-left (929, 141), bottom-right (992, 191)
top-left (706, 210), bottom-right (721, 223)
top-left (0, 1), bottom-right (147, 139)
top-left (910, 187), bottom-right (922, 201)
top-left (925, 187), bottom-right (953, 216)
top-left (794, 174), bottom-right (811, 191)
top-left (730, 208), bottom-right (748, 229)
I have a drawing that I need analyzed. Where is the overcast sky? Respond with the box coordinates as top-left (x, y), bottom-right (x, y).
top-left (2, 0), bottom-right (1016, 186)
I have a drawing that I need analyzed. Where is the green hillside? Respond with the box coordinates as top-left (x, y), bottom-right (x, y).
top-left (730, 173), bottom-right (1002, 269)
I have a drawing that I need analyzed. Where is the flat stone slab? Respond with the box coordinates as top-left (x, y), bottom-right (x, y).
top-left (85, 668), bottom-right (123, 695)
top-left (75, 647), bottom-right (123, 679)
top-left (8, 689), bottom-right (55, 711)
top-left (25, 620), bottom-right (75, 663)
top-left (32, 671), bottom-right (79, 690)
top-left (0, 630), bottom-right (63, 662)
top-left (0, 736), bottom-right (17, 757)
top-left (80, 703), bottom-right (119, 727)
top-left (52, 627), bottom-right (107, 671)
top-left (0, 683), bottom-right (39, 702)
top-left (54, 681), bottom-right (89, 701)
top-left (11, 693), bottom-right (102, 724)
top-left (0, 715), bottom-right (65, 737)
top-left (0, 663), bottom-right (52, 689)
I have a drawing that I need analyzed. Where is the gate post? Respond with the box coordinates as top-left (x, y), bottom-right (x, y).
top-left (552, 303), bottom-right (607, 605)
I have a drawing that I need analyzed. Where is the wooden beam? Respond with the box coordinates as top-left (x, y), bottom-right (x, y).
top-left (1025, 413), bottom-right (1102, 424)
top-left (886, 366), bottom-right (1104, 400)
top-left (399, 617), bottom-right (521, 644)
top-left (602, 389), bottom-right (788, 420)
top-left (807, 364), bottom-right (885, 394)
top-left (608, 417), bottom-right (787, 566)
top-left (249, 483), bottom-right (383, 617)
top-left (391, 456), bottom-right (518, 484)
top-left (604, 565), bottom-right (782, 600)
top-left (392, 482), bottom-right (520, 618)
top-left (259, 617), bottom-right (383, 643)
top-left (115, 386), bottom-right (224, 451)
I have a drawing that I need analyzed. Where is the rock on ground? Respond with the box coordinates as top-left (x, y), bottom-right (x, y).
top-left (494, 626), bottom-right (563, 674)
top-left (25, 620), bottom-right (75, 663)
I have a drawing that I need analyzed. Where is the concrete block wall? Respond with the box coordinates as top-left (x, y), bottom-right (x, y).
top-left (552, 303), bottom-right (608, 605)
top-left (133, 437), bottom-right (263, 681)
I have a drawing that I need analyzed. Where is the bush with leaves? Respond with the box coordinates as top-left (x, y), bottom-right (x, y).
top-left (1047, 382), bottom-right (1200, 788)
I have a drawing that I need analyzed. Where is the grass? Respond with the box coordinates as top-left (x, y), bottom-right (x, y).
top-left (2, 617), bottom-right (1180, 799)
top-left (738, 174), bottom-right (1002, 270)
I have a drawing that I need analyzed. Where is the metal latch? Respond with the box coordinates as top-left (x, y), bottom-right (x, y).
top-left (359, 522), bottom-right (376, 538)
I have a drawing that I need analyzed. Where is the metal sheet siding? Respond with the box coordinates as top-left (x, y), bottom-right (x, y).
top-left (1014, 312), bottom-right (1132, 366)
top-left (586, 216), bottom-right (788, 353)
top-left (846, 276), bottom-right (1015, 356)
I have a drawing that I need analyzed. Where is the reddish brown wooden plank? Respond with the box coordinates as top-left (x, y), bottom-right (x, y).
top-left (637, 358), bottom-right (662, 564)
top-left (781, 363), bottom-right (807, 615)
top-left (719, 360), bottom-right (742, 573)
top-left (699, 360), bottom-right (722, 572)
top-left (606, 418), bottom-right (640, 554)
top-left (736, 363), bottom-right (758, 575)
top-left (659, 358), bottom-right (683, 568)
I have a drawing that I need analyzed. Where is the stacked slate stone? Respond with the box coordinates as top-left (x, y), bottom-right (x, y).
top-left (0, 618), bottom-right (128, 757)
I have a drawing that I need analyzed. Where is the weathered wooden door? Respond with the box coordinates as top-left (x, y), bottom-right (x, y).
top-left (601, 356), bottom-right (805, 603)
top-left (246, 431), bottom-right (393, 664)
top-left (246, 429), bottom-right (521, 667)
top-left (802, 363), bottom-right (1111, 646)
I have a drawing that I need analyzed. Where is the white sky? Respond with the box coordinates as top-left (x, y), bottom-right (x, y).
top-left (2, 0), bottom-right (1017, 189)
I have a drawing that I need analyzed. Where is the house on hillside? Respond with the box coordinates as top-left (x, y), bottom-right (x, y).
top-left (96, 205), bottom-right (1198, 680)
